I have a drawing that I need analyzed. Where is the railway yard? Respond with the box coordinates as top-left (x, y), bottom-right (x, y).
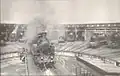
top-left (1, 0), bottom-right (120, 76)
top-left (1, 40), bottom-right (120, 76)
top-left (0, 23), bottom-right (120, 76)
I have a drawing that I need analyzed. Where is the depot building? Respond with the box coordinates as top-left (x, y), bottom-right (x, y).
top-left (1, 0), bottom-right (120, 41)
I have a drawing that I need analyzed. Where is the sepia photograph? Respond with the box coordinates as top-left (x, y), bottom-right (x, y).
top-left (0, 0), bottom-right (120, 76)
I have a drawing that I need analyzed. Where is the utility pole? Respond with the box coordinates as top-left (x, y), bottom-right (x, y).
top-left (76, 67), bottom-right (77, 76)
top-left (75, 25), bottom-right (78, 41)
top-left (25, 49), bottom-right (29, 76)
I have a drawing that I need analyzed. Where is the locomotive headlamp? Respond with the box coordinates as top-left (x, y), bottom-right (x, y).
top-left (50, 60), bottom-right (53, 62)
top-left (20, 33), bottom-right (23, 35)
top-left (69, 33), bottom-right (73, 35)
top-left (41, 57), bottom-right (43, 60)
top-left (51, 56), bottom-right (54, 59)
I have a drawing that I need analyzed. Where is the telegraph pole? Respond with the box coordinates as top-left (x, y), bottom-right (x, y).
top-left (25, 49), bottom-right (29, 76)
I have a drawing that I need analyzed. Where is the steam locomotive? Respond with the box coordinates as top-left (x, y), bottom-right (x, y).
top-left (89, 31), bottom-right (120, 48)
top-left (65, 30), bottom-right (76, 42)
top-left (10, 25), bottom-right (25, 42)
top-left (0, 25), bottom-right (6, 45)
top-left (0, 24), bottom-right (11, 45)
top-left (89, 33), bottom-right (107, 48)
top-left (32, 32), bottom-right (55, 70)
top-left (107, 31), bottom-right (120, 48)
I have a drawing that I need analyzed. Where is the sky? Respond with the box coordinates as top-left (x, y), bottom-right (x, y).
top-left (1, 0), bottom-right (120, 24)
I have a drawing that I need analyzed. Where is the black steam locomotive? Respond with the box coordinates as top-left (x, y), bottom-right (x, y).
top-left (10, 25), bottom-right (26, 42)
top-left (32, 32), bottom-right (55, 70)
top-left (89, 33), bottom-right (107, 48)
top-left (0, 24), bottom-right (16, 45)
top-left (107, 31), bottom-right (120, 48)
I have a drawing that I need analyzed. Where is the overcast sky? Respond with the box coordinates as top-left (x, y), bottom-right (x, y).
top-left (1, 0), bottom-right (120, 24)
